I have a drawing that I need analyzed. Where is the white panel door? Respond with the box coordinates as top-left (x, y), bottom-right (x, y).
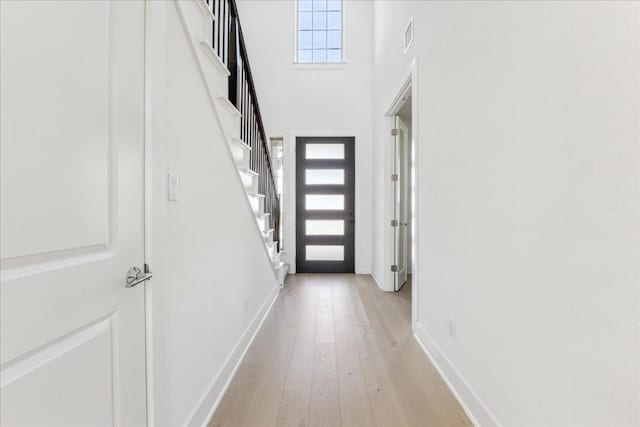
top-left (393, 117), bottom-right (410, 291)
top-left (0, 1), bottom-right (147, 426)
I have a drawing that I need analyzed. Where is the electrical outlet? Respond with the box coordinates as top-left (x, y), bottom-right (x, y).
top-left (168, 174), bottom-right (179, 201)
top-left (448, 319), bottom-right (456, 340)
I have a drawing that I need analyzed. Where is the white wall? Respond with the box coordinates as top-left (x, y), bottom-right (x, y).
top-left (372, 1), bottom-right (640, 426)
top-left (146, 2), bottom-right (280, 425)
top-left (235, 0), bottom-right (374, 274)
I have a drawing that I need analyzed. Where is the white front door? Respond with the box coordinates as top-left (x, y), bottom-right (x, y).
top-left (1, 1), bottom-right (147, 425)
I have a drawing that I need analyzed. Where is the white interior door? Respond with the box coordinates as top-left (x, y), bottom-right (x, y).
top-left (0, 1), bottom-right (147, 425)
top-left (393, 116), bottom-right (410, 291)
top-left (398, 117), bottom-right (410, 287)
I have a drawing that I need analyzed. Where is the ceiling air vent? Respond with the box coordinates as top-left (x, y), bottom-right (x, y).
top-left (403, 17), bottom-right (414, 54)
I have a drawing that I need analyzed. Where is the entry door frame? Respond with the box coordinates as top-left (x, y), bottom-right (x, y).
top-left (295, 137), bottom-right (355, 273)
top-left (385, 59), bottom-right (419, 326)
top-left (284, 130), bottom-right (364, 274)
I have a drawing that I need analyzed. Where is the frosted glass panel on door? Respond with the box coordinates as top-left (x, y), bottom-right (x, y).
top-left (306, 169), bottom-right (344, 185)
top-left (306, 220), bottom-right (344, 235)
top-left (305, 144), bottom-right (344, 159)
top-left (306, 194), bottom-right (344, 210)
top-left (306, 245), bottom-right (344, 261)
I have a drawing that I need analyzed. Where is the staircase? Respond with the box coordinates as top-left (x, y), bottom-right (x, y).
top-left (187, 0), bottom-right (289, 285)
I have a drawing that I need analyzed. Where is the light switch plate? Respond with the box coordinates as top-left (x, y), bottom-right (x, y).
top-left (168, 174), bottom-right (179, 201)
top-left (448, 319), bottom-right (456, 340)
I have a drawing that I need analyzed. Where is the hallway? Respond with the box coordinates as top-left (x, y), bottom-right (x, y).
top-left (209, 274), bottom-right (472, 427)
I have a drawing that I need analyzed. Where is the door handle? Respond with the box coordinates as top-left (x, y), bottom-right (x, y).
top-left (126, 266), bottom-right (153, 288)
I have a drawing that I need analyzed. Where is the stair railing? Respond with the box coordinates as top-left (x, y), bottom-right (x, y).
top-left (208, 0), bottom-right (281, 253)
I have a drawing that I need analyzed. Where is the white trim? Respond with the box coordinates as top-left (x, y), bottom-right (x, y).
top-left (403, 17), bottom-right (414, 54)
top-left (383, 60), bottom-right (419, 326)
top-left (292, 62), bottom-right (348, 70)
top-left (143, 1), bottom-right (168, 424)
top-left (195, 0), bottom-right (215, 20)
top-left (370, 271), bottom-right (385, 292)
top-left (293, 0), bottom-right (297, 63)
top-left (341, 0), bottom-right (346, 63)
top-left (217, 96), bottom-right (242, 118)
top-left (413, 322), bottom-right (502, 427)
top-left (385, 73), bottom-right (413, 116)
top-left (410, 70), bottom-right (418, 320)
top-left (198, 42), bottom-right (230, 77)
top-left (284, 130), bottom-right (369, 275)
top-left (231, 137), bottom-right (251, 151)
top-left (187, 285), bottom-right (282, 427)
top-left (239, 168), bottom-right (259, 177)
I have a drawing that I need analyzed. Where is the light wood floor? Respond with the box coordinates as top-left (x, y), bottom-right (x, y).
top-left (209, 274), bottom-right (472, 427)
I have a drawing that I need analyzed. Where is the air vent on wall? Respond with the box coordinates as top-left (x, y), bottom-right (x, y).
top-left (404, 17), bottom-right (414, 53)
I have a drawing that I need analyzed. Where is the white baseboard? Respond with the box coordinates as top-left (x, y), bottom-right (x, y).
top-left (187, 284), bottom-right (281, 427)
top-left (413, 322), bottom-right (502, 427)
top-left (371, 271), bottom-right (386, 292)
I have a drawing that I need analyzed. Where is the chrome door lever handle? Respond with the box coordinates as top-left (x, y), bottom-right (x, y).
top-left (126, 266), bottom-right (153, 288)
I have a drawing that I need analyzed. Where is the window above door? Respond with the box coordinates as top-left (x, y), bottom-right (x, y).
top-left (296, 0), bottom-right (343, 64)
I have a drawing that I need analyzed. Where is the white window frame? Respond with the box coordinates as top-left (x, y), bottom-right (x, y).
top-left (293, 0), bottom-right (347, 68)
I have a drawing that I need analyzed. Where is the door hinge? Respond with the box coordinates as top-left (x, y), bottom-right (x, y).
top-left (390, 264), bottom-right (398, 272)
top-left (391, 128), bottom-right (399, 136)
top-left (391, 219), bottom-right (399, 227)
top-left (391, 174), bottom-right (399, 182)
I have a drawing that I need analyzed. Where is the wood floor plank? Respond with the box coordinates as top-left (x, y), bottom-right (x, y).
top-left (351, 322), bottom-right (408, 427)
top-left (315, 292), bottom-right (335, 344)
top-left (240, 325), bottom-right (298, 427)
top-left (308, 342), bottom-right (341, 427)
top-left (275, 282), bottom-right (319, 427)
top-left (208, 364), bottom-right (261, 427)
top-left (332, 283), bottom-right (376, 427)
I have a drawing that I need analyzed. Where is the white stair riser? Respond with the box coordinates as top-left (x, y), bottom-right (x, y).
top-left (248, 175), bottom-right (259, 193)
top-left (198, 43), bottom-right (227, 96)
top-left (275, 262), bottom-right (289, 287)
top-left (216, 101), bottom-right (241, 140)
top-left (266, 244), bottom-right (277, 260)
top-left (239, 171), bottom-right (257, 193)
top-left (249, 196), bottom-right (264, 215)
top-left (239, 171), bottom-right (251, 190)
top-left (230, 145), bottom-right (249, 169)
top-left (257, 216), bottom-right (269, 233)
top-left (262, 229), bottom-right (274, 243)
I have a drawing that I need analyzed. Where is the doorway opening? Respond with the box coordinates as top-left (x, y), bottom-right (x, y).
top-left (385, 62), bottom-right (418, 322)
top-left (295, 137), bottom-right (355, 273)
